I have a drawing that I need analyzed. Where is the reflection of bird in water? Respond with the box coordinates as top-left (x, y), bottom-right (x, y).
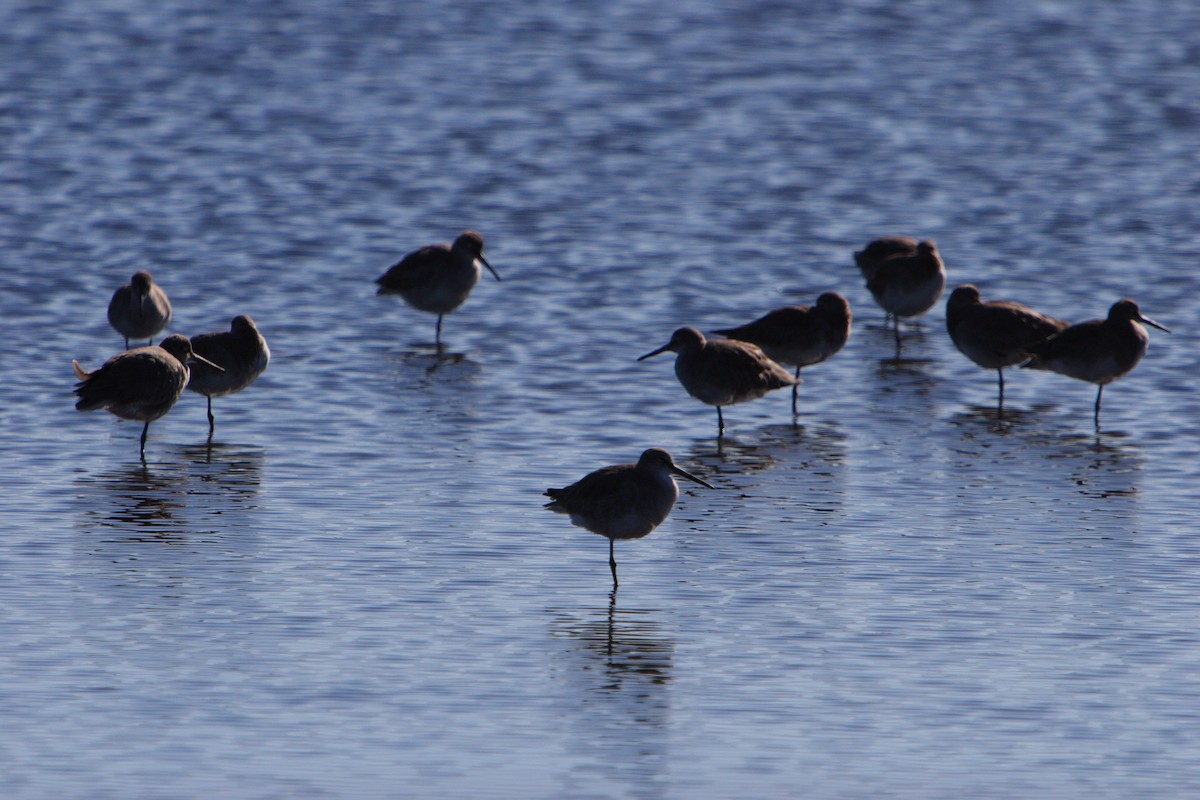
top-left (742, 421), bottom-right (848, 465)
top-left (687, 435), bottom-right (780, 476)
top-left (638, 327), bottom-right (797, 436)
top-left (873, 349), bottom-right (937, 387)
top-left (714, 292), bottom-right (852, 415)
top-left (857, 238), bottom-right (946, 347)
top-left (107, 270), bottom-right (172, 349)
top-left (547, 595), bottom-right (676, 800)
top-left (187, 315), bottom-right (271, 441)
top-left (181, 443), bottom-right (266, 497)
top-left (945, 284), bottom-right (1068, 409)
top-left (554, 597), bottom-right (674, 689)
top-left (544, 448), bottom-right (714, 587)
top-left (73, 334), bottom-right (223, 460)
top-left (77, 445), bottom-right (267, 544)
top-left (375, 230), bottom-right (500, 346)
top-left (1023, 299), bottom-right (1169, 427)
top-left (76, 462), bottom-right (188, 535)
top-left (949, 403), bottom-right (1041, 434)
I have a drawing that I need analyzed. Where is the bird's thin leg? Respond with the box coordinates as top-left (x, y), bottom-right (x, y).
top-left (893, 315), bottom-right (902, 348)
top-left (206, 396), bottom-right (215, 441)
top-left (123, 336), bottom-right (130, 350)
top-left (435, 314), bottom-right (443, 346)
top-left (609, 539), bottom-right (618, 587)
top-left (792, 367), bottom-right (801, 416)
top-left (139, 422), bottom-right (149, 461)
top-left (997, 368), bottom-right (1006, 413)
top-left (717, 406), bottom-right (725, 437)
top-left (1094, 385), bottom-right (1104, 429)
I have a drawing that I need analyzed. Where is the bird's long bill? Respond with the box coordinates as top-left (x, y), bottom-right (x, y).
top-left (1139, 314), bottom-right (1171, 333)
top-left (672, 464), bottom-right (715, 490)
top-left (637, 343), bottom-right (671, 361)
top-left (479, 255), bottom-right (501, 282)
top-left (190, 352), bottom-right (226, 372)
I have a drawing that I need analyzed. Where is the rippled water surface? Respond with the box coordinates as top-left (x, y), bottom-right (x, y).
top-left (3, 0), bottom-right (1200, 797)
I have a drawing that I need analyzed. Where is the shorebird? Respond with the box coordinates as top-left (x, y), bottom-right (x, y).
top-left (375, 230), bottom-right (500, 345)
top-left (714, 291), bottom-right (852, 414)
top-left (107, 270), bottom-right (172, 349)
top-left (638, 327), bottom-right (798, 435)
top-left (860, 239), bottom-right (946, 345)
top-left (945, 284), bottom-right (1068, 407)
top-left (1023, 299), bottom-right (1169, 426)
top-left (187, 315), bottom-right (271, 440)
top-left (73, 334), bottom-right (223, 459)
top-left (544, 448), bottom-right (714, 586)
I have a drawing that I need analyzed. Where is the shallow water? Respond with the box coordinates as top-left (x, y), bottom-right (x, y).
top-left (3, 0), bottom-right (1200, 797)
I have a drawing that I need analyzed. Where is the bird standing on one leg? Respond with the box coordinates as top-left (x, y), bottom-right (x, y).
top-left (945, 284), bottom-right (1067, 409)
top-left (638, 327), bottom-right (798, 436)
top-left (714, 291), bottom-right (852, 415)
top-left (1022, 298), bottom-right (1169, 428)
top-left (375, 230), bottom-right (500, 346)
top-left (107, 270), bottom-right (172, 349)
top-left (73, 334), bottom-right (223, 460)
top-left (544, 448), bottom-right (714, 587)
top-left (187, 315), bottom-right (271, 441)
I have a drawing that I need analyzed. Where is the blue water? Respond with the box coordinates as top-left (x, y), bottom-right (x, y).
top-left (3, 0), bottom-right (1199, 797)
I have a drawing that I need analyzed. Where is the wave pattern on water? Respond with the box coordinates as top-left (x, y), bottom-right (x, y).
top-left (2, 0), bottom-right (1200, 797)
